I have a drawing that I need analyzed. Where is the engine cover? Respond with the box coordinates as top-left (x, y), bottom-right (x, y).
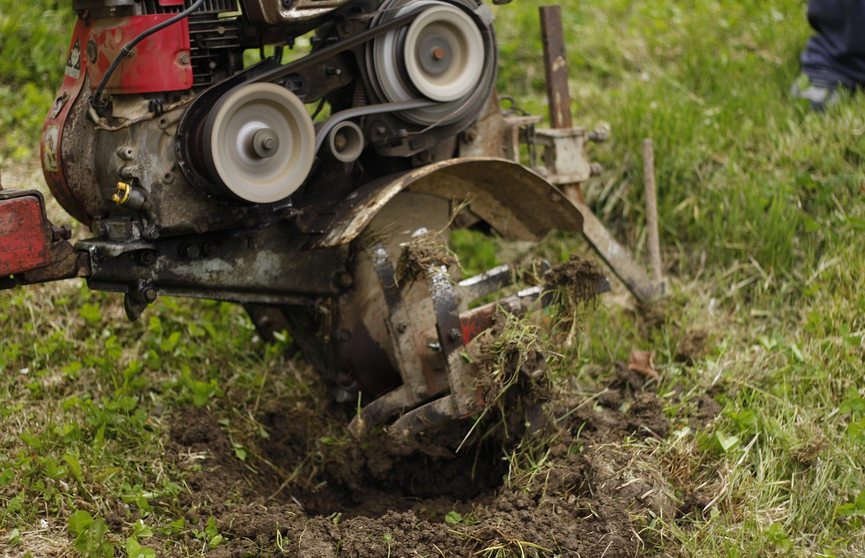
top-left (42, 0), bottom-right (498, 240)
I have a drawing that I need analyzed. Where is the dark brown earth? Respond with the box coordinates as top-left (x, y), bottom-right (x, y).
top-left (159, 344), bottom-right (717, 558)
top-left (544, 254), bottom-right (608, 303)
top-left (160, 259), bottom-right (715, 557)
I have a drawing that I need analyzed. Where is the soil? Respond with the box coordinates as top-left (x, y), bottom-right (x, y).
top-left (161, 345), bottom-right (713, 558)
top-left (159, 261), bottom-right (718, 557)
top-left (545, 254), bottom-right (608, 304)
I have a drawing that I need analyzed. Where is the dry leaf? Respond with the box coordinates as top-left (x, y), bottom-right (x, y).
top-left (629, 350), bottom-right (659, 379)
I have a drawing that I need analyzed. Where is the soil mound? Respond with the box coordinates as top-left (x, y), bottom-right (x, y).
top-left (164, 367), bottom-right (682, 557)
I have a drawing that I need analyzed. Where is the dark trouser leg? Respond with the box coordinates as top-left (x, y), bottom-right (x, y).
top-left (801, 0), bottom-right (865, 89)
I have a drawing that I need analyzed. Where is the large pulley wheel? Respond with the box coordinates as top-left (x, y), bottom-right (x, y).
top-left (203, 83), bottom-right (315, 204)
top-left (403, 4), bottom-right (484, 102)
top-left (365, 0), bottom-right (495, 126)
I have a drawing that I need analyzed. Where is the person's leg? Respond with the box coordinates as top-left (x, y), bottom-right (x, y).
top-left (793, 0), bottom-right (865, 110)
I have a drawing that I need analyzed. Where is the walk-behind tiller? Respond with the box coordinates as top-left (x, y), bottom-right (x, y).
top-left (1, 0), bottom-right (662, 437)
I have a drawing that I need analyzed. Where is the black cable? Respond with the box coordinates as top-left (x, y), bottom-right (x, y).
top-left (310, 98), bottom-right (326, 120)
top-left (91, 0), bottom-right (205, 109)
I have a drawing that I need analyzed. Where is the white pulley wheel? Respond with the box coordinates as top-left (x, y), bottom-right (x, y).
top-left (364, 0), bottom-right (494, 126)
top-left (403, 4), bottom-right (483, 102)
top-left (206, 83), bottom-right (315, 204)
top-left (328, 121), bottom-right (365, 163)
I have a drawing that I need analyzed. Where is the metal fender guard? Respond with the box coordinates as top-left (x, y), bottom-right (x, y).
top-left (296, 158), bottom-right (592, 439)
top-left (308, 157), bottom-right (583, 250)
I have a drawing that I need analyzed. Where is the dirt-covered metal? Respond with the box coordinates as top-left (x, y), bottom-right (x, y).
top-left (2, 1), bottom-right (639, 437)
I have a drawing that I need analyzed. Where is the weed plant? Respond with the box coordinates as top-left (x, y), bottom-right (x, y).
top-left (2, 0), bottom-right (865, 556)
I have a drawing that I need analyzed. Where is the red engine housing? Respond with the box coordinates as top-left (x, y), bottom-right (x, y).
top-left (40, 15), bottom-right (193, 226)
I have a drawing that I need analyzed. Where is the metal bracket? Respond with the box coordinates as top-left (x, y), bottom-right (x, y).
top-left (0, 188), bottom-right (84, 287)
top-left (534, 127), bottom-right (594, 185)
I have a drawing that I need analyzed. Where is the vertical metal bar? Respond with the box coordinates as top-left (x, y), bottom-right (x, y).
top-left (539, 4), bottom-right (662, 301)
top-left (540, 5), bottom-right (582, 204)
top-left (642, 138), bottom-right (663, 284)
top-left (540, 5), bottom-right (573, 129)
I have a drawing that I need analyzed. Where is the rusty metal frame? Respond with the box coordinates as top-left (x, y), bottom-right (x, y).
top-left (539, 5), bottom-right (665, 302)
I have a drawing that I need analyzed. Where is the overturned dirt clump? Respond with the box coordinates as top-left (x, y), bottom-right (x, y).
top-left (545, 254), bottom-right (608, 304)
top-left (163, 370), bottom-right (685, 557)
top-left (393, 229), bottom-right (457, 286)
top-left (160, 280), bottom-right (694, 557)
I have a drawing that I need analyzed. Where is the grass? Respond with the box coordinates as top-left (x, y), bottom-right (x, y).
top-left (0, 0), bottom-right (72, 161)
top-left (3, 0), bottom-right (865, 556)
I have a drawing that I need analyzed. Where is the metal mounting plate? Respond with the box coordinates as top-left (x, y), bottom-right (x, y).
top-left (0, 191), bottom-right (52, 276)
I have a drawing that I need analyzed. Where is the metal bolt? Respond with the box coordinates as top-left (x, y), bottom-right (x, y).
top-left (86, 40), bottom-right (98, 63)
top-left (119, 165), bottom-right (140, 180)
top-left (52, 225), bottom-right (72, 242)
top-left (431, 47), bottom-right (446, 61)
top-left (142, 287), bottom-right (157, 303)
top-left (203, 242), bottom-right (218, 257)
top-left (179, 53), bottom-right (190, 65)
top-left (252, 129), bottom-right (279, 158)
top-left (139, 251), bottom-right (157, 265)
top-left (396, 323), bottom-right (408, 334)
top-left (182, 244), bottom-right (201, 259)
top-left (448, 328), bottom-right (462, 342)
top-left (337, 272), bottom-right (354, 289)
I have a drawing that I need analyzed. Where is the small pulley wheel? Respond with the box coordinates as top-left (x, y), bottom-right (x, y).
top-left (403, 4), bottom-right (484, 102)
top-left (203, 83), bottom-right (315, 204)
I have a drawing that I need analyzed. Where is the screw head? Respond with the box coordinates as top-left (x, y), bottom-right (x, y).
top-left (182, 244), bottom-right (201, 259)
top-left (139, 251), bottom-right (157, 265)
top-left (337, 272), bottom-right (354, 289)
